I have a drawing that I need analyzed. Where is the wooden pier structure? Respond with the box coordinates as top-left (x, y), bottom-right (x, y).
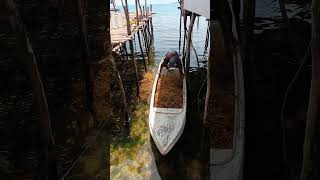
top-left (110, 0), bottom-right (154, 134)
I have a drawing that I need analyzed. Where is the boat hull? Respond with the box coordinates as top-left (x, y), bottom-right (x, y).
top-left (149, 58), bottom-right (187, 155)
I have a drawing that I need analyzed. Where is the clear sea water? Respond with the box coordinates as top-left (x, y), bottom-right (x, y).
top-left (126, 3), bottom-right (209, 67)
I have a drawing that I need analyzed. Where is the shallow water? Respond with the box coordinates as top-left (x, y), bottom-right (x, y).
top-left (110, 3), bottom-right (210, 180)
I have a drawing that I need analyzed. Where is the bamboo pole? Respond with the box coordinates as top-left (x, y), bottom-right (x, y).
top-left (185, 13), bottom-right (196, 82)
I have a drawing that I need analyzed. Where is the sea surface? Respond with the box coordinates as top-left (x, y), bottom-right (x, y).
top-left (127, 3), bottom-right (209, 67)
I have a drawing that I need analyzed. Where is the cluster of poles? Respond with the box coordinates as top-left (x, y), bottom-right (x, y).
top-left (110, 0), bottom-right (154, 134)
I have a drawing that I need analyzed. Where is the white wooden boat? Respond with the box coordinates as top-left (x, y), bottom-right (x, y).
top-left (149, 58), bottom-right (187, 155)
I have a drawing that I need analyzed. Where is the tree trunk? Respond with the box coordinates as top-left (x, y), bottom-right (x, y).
top-left (5, 0), bottom-right (57, 179)
top-left (300, 0), bottom-right (320, 179)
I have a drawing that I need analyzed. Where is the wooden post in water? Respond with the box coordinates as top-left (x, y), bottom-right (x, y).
top-left (182, 11), bottom-right (188, 65)
top-left (145, 0), bottom-right (148, 16)
top-left (143, 6), bottom-right (145, 17)
top-left (123, 0), bottom-right (140, 97)
top-left (143, 24), bottom-right (149, 56)
top-left (135, 0), bottom-right (139, 23)
top-left (150, 4), bottom-right (154, 38)
top-left (137, 0), bottom-right (143, 19)
top-left (185, 13), bottom-right (196, 82)
top-left (135, 0), bottom-right (147, 71)
top-left (179, 9), bottom-right (182, 56)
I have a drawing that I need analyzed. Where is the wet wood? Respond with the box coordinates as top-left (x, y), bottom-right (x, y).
top-left (300, 0), bottom-right (320, 179)
top-left (110, 52), bottom-right (130, 131)
top-left (5, 0), bottom-right (57, 179)
top-left (185, 13), bottom-right (196, 81)
top-left (124, 0), bottom-right (140, 96)
top-left (138, 31), bottom-right (148, 71)
top-left (182, 12), bottom-right (187, 65)
top-left (76, 0), bottom-right (94, 113)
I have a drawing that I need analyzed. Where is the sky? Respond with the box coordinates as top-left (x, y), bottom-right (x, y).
top-left (114, 0), bottom-right (177, 5)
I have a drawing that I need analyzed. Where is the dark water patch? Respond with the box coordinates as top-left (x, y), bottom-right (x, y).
top-left (243, 18), bottom-right (311, 180)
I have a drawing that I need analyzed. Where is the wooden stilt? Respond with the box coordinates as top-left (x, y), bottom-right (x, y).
top-left (143, 6), bottom-right (145, 17)
top-left (123, 0), bottom-right (140, 97)
top-left (5, 0), bottom-right (57, 178)
top-left (137, 0), bottom-right (143, 19)
top-left (179, 10), bottom-right (182, 56)
top-left (150, 5), bottom-right (154, 37)
top-left (185, 13), bottom-right (196, 82)
top-left (182, 12), bottom-right (187, 66)
top-left (129, 39), bottom-right (140, 97)
top-left (138, 30), bottom-right (149, 67)
top-left (76, 0), bottom-right (94, 112)
top-left (143, 25), bottom-right (149, 56)
top-left (110, 52), bottom-right (130, 131)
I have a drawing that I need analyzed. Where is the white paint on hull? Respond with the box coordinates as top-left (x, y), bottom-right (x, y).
top-left (149, 58), bottom-right (187, 156)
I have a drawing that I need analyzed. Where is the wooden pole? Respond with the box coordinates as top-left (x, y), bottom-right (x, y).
top-left (143, 6), bottom-right (145, 17)
top-left (110, 52), bottom-right (130, 131)
top-left (138, 31), bottom-right (149, 68)
top-left (112, 0), bottom-right (117, 11)
top-left (145, 0), bottom-right (147, 15)
top-left (182, 12), bottom-right (187, 65)
top-left (135, 0), bottom-right (139, 24)
top-left (143, 25), bottom-right (149, 56)
top-left (137, 0), bottom-right (143, 19)
top-left (5, 0), bottom-right (57, 179)
top-left (123, 0), bottom-right (140, 96)
top-left (300, 1), bottom-right (320, 179)
top-left (76, 0), bottom-right (94, 116)
top-left (185, 13), bottom-right (196, 82)
top-left (179, 10), bottom-right (182, 56)
top-left (150, 4), bottom-right (154, 37)
top-left (191, 39), bottom-right (200, 67)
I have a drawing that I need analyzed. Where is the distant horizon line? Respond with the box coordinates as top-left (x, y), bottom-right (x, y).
top-left (118, 2), bottom-right (178, 5)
